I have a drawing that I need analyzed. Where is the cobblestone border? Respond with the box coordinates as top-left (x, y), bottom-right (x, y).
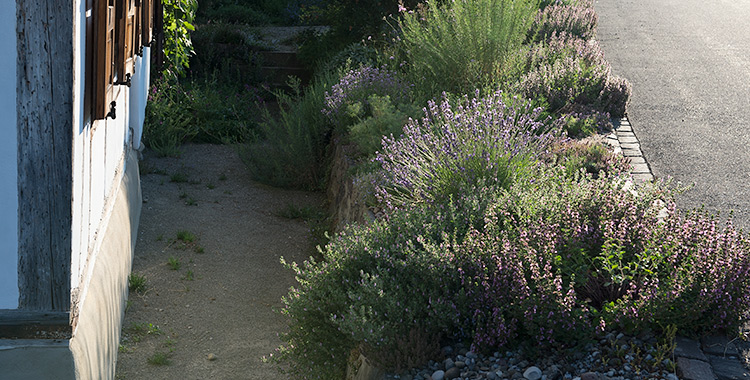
top-left (606, 116), bottom-right (654, 183)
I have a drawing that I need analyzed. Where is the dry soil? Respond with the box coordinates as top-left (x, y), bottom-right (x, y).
top-left (115, 143), bottom-right (324, 379)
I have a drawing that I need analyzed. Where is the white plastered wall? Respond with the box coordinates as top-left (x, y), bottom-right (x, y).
top-left (0, 0), bottom-right (19, 309)
top-left (68, 0), bottom-right (149, 377)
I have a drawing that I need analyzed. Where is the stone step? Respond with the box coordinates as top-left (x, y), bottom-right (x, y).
top-left (259, 50), bottom-right (306, 68)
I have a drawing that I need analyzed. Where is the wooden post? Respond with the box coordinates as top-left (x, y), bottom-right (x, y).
top-left (16, 0), bottom-right (73, 311)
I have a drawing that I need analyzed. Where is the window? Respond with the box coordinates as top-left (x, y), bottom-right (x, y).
top-left (88, 0), bottom-right (157, 120)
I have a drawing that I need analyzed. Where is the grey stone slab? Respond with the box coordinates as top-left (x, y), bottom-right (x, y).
top-left (622, 148), bottom-right (643, 157)
top-left (708, 355), bottom-right (750, 380)
top-left (627, 156), bottom-right (647, 165)
top-left (676, 336), bottom-right (710, 361)
top-left (678, 357), bottom-right (717, 380)
top-left (702, 335), bottom-right (740, 356)
top-left (618, 135), bottom-right (639, 144)
top-left (615, 124), bottom-right (632, 132)
top-left (631, 163), bottom-right (651, 174)
top-left (620, 142), bottom-right (641, 150)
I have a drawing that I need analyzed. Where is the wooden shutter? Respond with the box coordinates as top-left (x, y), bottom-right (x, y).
top-left (118, 0), bottom-right (137, 76)
top-left (141, 0), bottom-right (153, 46)
top-left (93, 0), bottom-right (117, 119)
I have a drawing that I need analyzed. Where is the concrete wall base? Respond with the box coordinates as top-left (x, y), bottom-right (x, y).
top-left (0, 149), bottom-right (141, 379)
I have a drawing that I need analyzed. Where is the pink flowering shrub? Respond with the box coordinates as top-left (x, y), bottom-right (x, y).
top-left (514, 32), bottom-right (631, 117)
top-left (277, 162), bottom-right (750, 376)
top-left (530, 3), bottom-right (598, 42)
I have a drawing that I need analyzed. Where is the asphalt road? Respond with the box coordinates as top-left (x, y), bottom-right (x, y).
top-left (595, 0), bottom-right (750, 229)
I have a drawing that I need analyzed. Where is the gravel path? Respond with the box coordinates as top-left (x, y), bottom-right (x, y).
top-left (115, 144), bottom-right (323, 379)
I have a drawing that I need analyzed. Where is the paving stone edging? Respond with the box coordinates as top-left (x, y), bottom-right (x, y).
top-left (610, 116), bottom-right (750, 380)
top-left (606, 117), bottom-right (654, 184)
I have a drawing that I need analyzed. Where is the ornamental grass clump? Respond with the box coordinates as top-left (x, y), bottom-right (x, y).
top-left (396, 0), bottom-right (539, 97)
top-left (374, 91), bottom-right (557, 210)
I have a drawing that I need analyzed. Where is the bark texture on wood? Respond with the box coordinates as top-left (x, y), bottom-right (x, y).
top-left (16, 0), bottom-right (74, 311)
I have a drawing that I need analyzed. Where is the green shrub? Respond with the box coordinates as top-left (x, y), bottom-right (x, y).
top-left (196, 0), bottom-right (294, 25)
top-left (143, 76), bottom-right (261, 156)
top-left (347, 94), bottom-right (420, 157)
top-left (546, 139), bottom-right (629, 179)
top-left (241, 74), bottom-right (338, 190)
top-left (395, 0), bottom-right (539, 97)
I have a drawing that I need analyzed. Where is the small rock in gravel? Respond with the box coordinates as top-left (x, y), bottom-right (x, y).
top-left (666, 374), bottom-right (678, 380)
top-left (431, 370), bottom-right (445, 380)
top-left (580, 372), bottom-right (598, 380)
top-left (444, 358), bottom-right (455, 370)
top-left (444, 367), bottom-right (460, 379)
top-left (207, 353), bottom-right (217, 361)
top-left (455, 361), bottom-right (466, 369)
top-left (523, 366), bottom-right (542, 380)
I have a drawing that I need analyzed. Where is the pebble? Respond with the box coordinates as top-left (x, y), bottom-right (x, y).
top-left (207, 353), bottom-right (217, 361)
top-left (445, 367), bottom-right (461, 379)
top-left (524, 366), bottom-right (542, 380)
top-left (394, 329), bottom-right (685, 380)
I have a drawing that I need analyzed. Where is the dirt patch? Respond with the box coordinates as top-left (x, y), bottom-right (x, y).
top-left (115, 143), bottom-right (324, 379)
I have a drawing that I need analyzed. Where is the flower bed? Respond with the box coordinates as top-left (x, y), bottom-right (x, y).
top-left (248, 0), bottom-right (750, 378)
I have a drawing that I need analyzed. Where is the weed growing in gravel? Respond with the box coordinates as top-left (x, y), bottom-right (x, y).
top-left (170, 172), bottom-right (190, 183)
top-left (128, 273), bottom-right (147, 294)
top-left (167, 256), bottom-right (181, 271)
top-left (184, 270), bottom-right (195, 281)
top-left (277, 204), bottom-right (326, 221)
top-left (147, 351), bottom-right (171, 366)
top-left (176, 230), bottom-right (197, 243)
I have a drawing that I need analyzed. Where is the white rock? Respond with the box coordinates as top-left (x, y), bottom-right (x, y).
top-left (523, 366), bottom-right (542, 380)
top-left (431, 370), bottom-right (445, 380)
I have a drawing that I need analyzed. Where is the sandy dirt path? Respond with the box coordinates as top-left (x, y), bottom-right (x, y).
top-left (115, 144), bottom-right (323, 379)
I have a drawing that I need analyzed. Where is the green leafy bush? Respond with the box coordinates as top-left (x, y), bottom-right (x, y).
top-left (347, 94), bottom-right (420, 157)
top-left (395, 0), bottom-right (538, 97)
top-left (189, 23), bottom-right (266, 85)
top-left (143, 77), bottom-right (261, 156)
top-left (546, 139), bottom-right (629, 179)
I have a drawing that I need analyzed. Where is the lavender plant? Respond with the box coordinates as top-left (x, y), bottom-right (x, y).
top-left (374, 91), bottom-right (557, 210)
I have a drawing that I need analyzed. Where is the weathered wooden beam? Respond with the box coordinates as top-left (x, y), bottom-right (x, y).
top-left (0, 310), bottom-right (71, 339)
top-left (16, 0), bottom-right (74, 311)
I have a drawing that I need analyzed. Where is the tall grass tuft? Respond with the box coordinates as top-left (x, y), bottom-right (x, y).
top-left (396, 0), bottom-right (539, 97)
top-left (241, 74), bottom-right (338, 190)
